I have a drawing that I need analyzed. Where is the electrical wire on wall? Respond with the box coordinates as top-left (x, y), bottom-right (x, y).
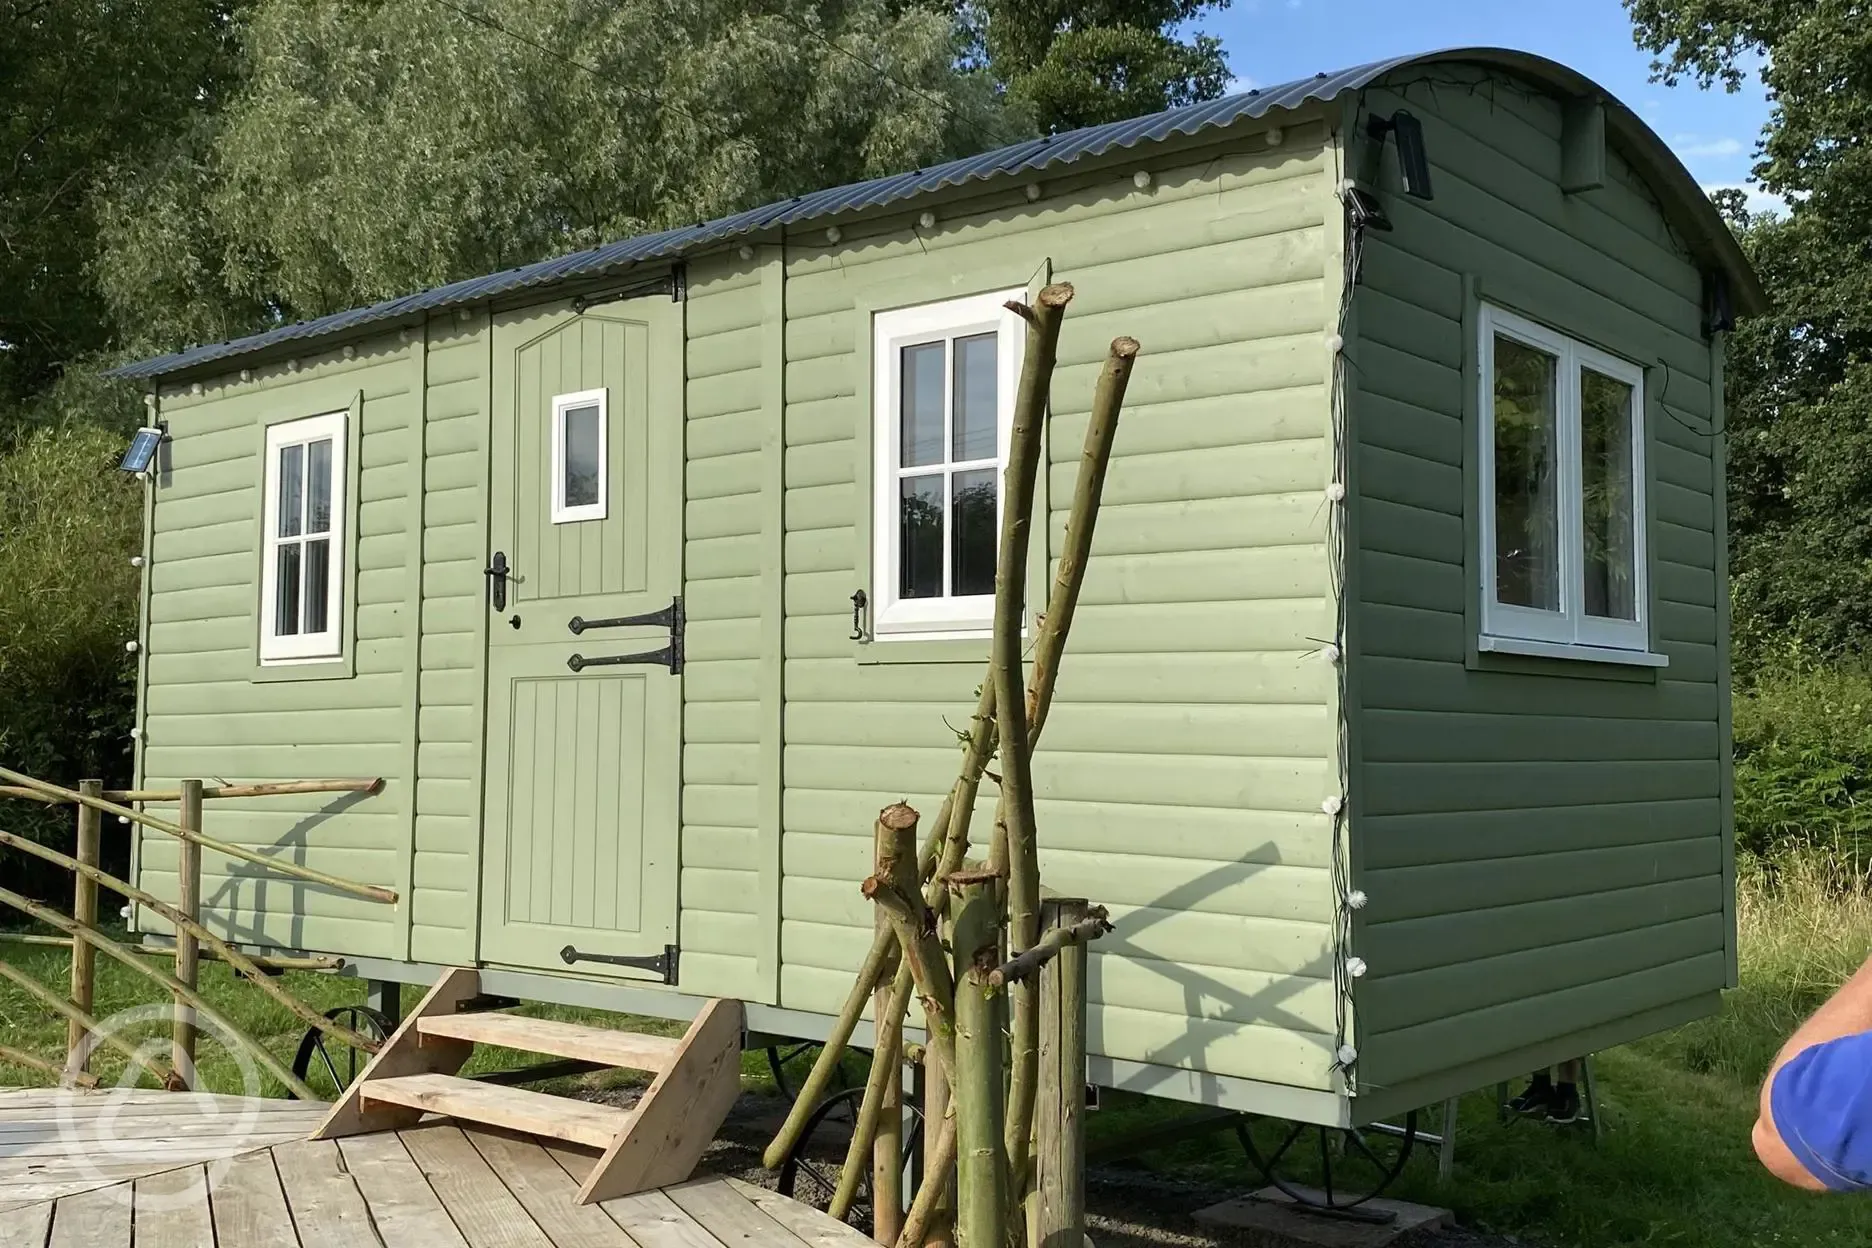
top-left (1324, 123), bottom-right (1366, 1093)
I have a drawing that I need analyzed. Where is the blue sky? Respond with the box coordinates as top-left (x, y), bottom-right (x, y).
top-left (1195, 0), bottom-right (1777, 212)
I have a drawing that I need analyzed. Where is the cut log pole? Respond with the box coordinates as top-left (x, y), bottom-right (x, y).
top-left (988, 908), bottom-right (1113, 987)
top-left (0, 885), bottom-right (317, 1098)
top-left (950, 875), bottom-right (1008, 1248)
top-left (995, 283), bottom-right (1073, 1190)
top-left (866, 805), bottom-right (959, 1090)
top-left (829, 959), bottom-right (912, 1225)
top-left (0, 961), bottom-right (175, 1087)
top-left (0, 828), bottom-right (378, 1053)
top-left (105, 778), bottom-right (386, 802)
top-left (68, 779), bottom-right (102, 1070)
top-left (1034, 901), bottom-right (1090, 1248)
top-left (899, 1110), bottom-right (959, 1248)
top-left (0, 765), bottom-right (398, 904)
top-left (173, 779), bottom-right (203, 1087)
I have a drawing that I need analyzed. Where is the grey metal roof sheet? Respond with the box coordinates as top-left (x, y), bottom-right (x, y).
top-left (112, 48), bottom-right (1762, 382)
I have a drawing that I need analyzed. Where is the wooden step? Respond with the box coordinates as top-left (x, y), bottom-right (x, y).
top-left (357, 1073), bottom-right (629, 1150)
top-left (416, 1012), bottom-right (683, 1073)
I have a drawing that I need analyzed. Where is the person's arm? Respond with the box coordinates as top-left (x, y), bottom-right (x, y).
top-left (1755, 953), bottom-right (1872, 1190)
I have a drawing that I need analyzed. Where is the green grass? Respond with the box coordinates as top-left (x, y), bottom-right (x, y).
top-left (7, 868), bottom-right (1872, 1246)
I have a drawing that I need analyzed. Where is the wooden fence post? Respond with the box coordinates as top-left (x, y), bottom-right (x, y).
top-left (1035, 899), bottom-right (1088, 1248)
top-left (66, 779), bottom-right (103, 1075)
top-left (874, 924), bottom-right (905, 1245)
top-left (173, 779), bottom-right (203, 1087)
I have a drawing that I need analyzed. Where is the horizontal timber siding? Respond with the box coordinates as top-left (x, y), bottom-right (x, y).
top-left (1345, 70), bottom-right (1729, 1097)
top-left (777, 124), bottom-right (1343, 1090)
top-left (410, 314), bottom-right (489, 963)
top-left (139, 337), bottom-right (417, 959)
top-left (680, 256), bottom-right (767, 1000)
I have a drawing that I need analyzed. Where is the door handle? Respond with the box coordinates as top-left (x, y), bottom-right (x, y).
top-left (485, 551), bottom-right (509, 611)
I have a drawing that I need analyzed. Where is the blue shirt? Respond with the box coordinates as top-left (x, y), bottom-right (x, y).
top-left (1771, 1030), bottom-right (1872, 1191)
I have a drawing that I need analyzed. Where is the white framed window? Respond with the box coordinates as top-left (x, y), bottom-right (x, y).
top-left (551, 388), bottom-right (608, 523)
top-left (871, 289), bottom-right (1025, 638)
top-left (1478, 304), bottom-right (1651, 659)
top-left (260, 411), bottom-right (347, 663)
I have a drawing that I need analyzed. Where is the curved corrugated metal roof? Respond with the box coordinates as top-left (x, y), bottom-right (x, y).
top-left (113, 47), bottom-right (1762, 382)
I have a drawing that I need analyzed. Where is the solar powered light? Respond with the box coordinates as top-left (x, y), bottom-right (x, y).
top-left (119, 425), bottom-right (163, 474)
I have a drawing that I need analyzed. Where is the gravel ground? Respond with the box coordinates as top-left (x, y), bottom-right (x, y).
top-left (586, 1087), bottom-right (1529, 1248)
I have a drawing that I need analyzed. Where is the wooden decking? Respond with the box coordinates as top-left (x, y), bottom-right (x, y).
top-left (0, 1088), bottom-right (874, 1248)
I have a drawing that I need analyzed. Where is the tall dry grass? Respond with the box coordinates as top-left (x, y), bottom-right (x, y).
top-left (1645, 851), bottom-right (1872, 1084)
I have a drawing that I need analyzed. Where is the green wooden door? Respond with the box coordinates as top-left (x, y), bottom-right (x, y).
top-left (479, 296), bottom-right (683, 979)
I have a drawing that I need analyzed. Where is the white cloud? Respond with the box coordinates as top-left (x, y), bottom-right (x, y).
top-left (1704, 182), bottom-right (1787, 218)
top-left (1225, 74), bottom-right (1259, 95)
top-left (1672, 134), bottom-right (1746, 160)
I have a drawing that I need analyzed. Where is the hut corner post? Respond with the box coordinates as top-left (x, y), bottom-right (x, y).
top-left (173, 778), bottom-right (203, 1087)
top-left (66, 779), bottom-right (102, 1074)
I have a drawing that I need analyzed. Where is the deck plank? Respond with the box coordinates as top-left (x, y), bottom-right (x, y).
top-left (272, 1137), bottom-right (383, 1247)
top-left (46, 1184), bottom-right (131, 1248)
top-left (134, 1164), bottom-right (216, 1248)
top-left (337, 1132), bottom-right (472, 1248)
top-left (464, 1128), bottom-right (640, 1248)
top-left (210, 1149), bottom-right (298, 1248)
top-left (0, 1198), bottom-right (51, 1248)
top-left (542, 1143), bottom-right (725, 1248)
top-left (664, 1179), bottom-right (814, 1248)
top-left (724, 1179), bottom-right (879, 1248)
top-left (400, 1122), bottom-right (557, 1248)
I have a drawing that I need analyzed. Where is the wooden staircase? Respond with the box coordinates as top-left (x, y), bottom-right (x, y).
top-left (310, 968), bottom-right (744, 1204)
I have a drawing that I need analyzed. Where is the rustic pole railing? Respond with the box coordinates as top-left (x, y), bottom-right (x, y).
top-left (0, 885), bottom-right (317, 1099)
top-left (105, 778), bottom-right (385, 803)
top-left (0, 830), bottom-right (379, 1054)
top-left (0, 961), bottom-right (175, 1087)
top-left (68, 779), bottom-right (101, 1073)
top-left (172, 778), bottom-right (203, 1087)
top-left (0, 765), bottom-right (398, 904)
top-left (0, 931), bottom-right (341, 972)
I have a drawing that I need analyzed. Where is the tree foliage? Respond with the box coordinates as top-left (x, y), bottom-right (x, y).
top-left (966, 0), bottom-right (1231, 133)
top-left (0, 0), bottom-right (243, 408)
top-left (1629, 0), bottom-right (1872, 666)
top-left (95, 0), bottom-right (1020, 352)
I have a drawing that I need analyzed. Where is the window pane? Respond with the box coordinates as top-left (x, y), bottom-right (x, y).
top-left (304, 538), bottom-right (331, 634)
top-left (899, 475), bottom-right (943, 599)
top-left (275, 543), bottom-right (301, 637)
top-left (563, 403), bottom-right (601, 509)
top-left (277, 443), bottom-right (303, 538)
top-left (952, 333), bottom-right (998, 462)
top-left (1492, 335), bottom-right (1561, 612)
top-left (307, 438), bottom-right (333, 534)
top-left (1582, 369), bottom-right (1638, 620)
top-left (900, 343), bottom-right (944, 467)
top-left (952, 468), bottom-right (997, 597)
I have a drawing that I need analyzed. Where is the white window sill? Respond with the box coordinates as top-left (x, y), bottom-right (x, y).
top-left (1477, 635), bottom-right (1669, 669)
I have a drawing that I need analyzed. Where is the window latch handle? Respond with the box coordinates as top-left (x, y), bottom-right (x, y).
top-left (850, 589), bottom-right (867, 641)
top-left (486, 551), bottom-right (509, 611)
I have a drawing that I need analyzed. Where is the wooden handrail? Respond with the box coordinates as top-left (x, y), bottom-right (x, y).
top-left (0, 885), bottom-right (317, 1099)
top-left (104, 778), bottom-right (386, 803)
top-left (0, 829), bottom-right (380, 1055)
top-left (0, 932), bottom-right (342, 972)
top-left (0, 765), bottom-right (398, 904)
top-left (0, 785), bottom-right (58, 802)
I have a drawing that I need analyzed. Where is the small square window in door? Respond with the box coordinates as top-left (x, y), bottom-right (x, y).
top-left (551, 387), bottom-right (608, 523)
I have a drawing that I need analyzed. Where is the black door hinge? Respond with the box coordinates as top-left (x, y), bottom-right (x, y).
top-left (565, 596), bottom-right (683, 674)
top-left (559, 943), bottom-right (679, 984)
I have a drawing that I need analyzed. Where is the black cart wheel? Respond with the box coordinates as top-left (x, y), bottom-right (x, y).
top-left (290, 1005), bottom-right (393, 1101)
top-left (766, 1041), bottom-right (862, 1102)
top-left (1236, 1111), bottom-right (1419, 1221)
top-left (777, 1084), bottom-right (925, 1235)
